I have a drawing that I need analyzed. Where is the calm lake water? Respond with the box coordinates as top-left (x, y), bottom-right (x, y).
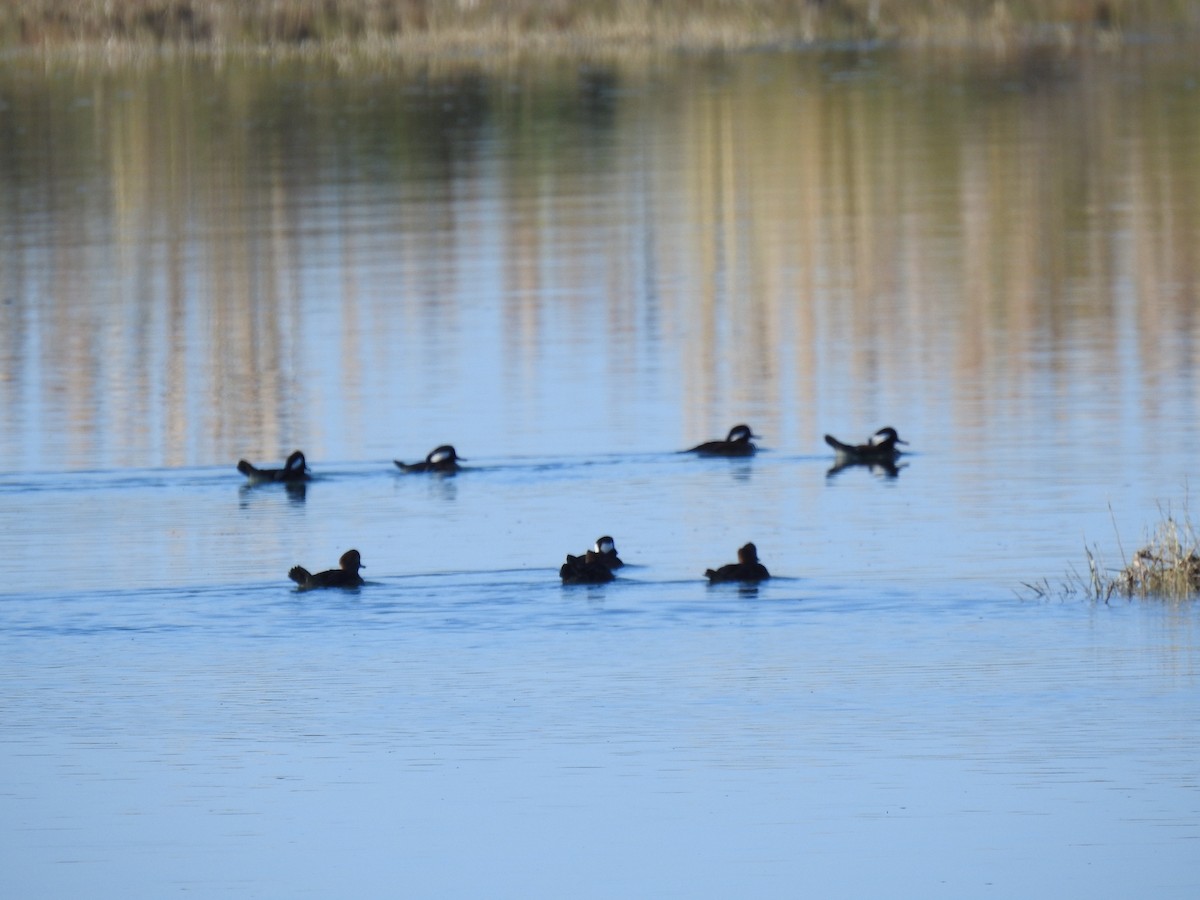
top-left (3, 44), bottom-right (1200, 897)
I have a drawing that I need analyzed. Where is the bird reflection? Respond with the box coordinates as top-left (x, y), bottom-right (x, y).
top-left (825, 458), bottom-right (905, 480)
top-left (729, 462), bottom-right (754, 483)
top-left (238, 480), bottom-right (307, 506)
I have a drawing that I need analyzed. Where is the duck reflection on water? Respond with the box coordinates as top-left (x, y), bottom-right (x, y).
top-left (826, 457), bottom-right (906, 479)
top-left (239, 479), bottom-right (307, 505)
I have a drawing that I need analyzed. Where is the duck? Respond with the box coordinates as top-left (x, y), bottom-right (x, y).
top-left (560, 549), bottom-right (616, 584)
top-left (705, 542), bottom-right (771, 583)
top-left (394, 445), bottom-right (463, 474)
top-left (560, 536), bottom-right (624, 581)
top-left (687, 424), bottom-right (758, 457)
top-left (237, 450), bottom-right (310, 483)
top-left (824, 427), bottom-right (907, 464)
top-left (288, 549), bottom-right (365, 591)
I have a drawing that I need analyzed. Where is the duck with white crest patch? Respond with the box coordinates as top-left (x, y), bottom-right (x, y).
top-left (394, 445), bottom-right (464, 474)
top-left (824, 427), bottom-right (907, 464)
top-left (686, 424), bottom-right (759, 457)
top-left (237, 450), bottom-right (311, 484)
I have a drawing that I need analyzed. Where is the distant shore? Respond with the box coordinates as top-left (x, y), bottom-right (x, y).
top-left (2, 0), bottom-right (1197, 54)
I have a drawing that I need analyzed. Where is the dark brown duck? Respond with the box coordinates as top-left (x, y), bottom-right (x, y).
top-left (705, 543), bottom-right (770, 583)
top-left (288, 549), bottom-right (365, 591)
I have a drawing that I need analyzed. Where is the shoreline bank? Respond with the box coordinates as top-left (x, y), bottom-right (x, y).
top-left (2, 1), bottom-right (1197, 55)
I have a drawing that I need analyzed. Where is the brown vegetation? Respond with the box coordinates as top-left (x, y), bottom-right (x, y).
top-left (1028, 507), bottom-right (1200, 602)
top-left (1108, 517), bottom-right (1200, 600)
top-left (1, 0), bottom-right (1196, 52)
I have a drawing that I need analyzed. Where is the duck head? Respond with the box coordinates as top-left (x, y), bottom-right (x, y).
top-left (427, 445), bottom-right (462, 465)
top-left (738, 543), bottom-right (760, 564)
top-left (594, 536), bottom-right (617, 555)
top-left (727, 424), bottom-right (758, 444)
top-left (869, 428), bottom-right (907, 449)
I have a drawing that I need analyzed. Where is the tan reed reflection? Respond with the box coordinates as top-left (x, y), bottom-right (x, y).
top-left (0, 48), bottom-right (1198, 470)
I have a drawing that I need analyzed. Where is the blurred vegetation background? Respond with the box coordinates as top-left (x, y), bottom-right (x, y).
top-left (2, 1), bottom-right (1197, 51)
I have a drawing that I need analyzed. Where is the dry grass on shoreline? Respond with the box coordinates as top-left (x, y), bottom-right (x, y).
top-left (1, 0), bottom-right (1196, 54)
top-left (1026, 504), bottom-right (1200, 603)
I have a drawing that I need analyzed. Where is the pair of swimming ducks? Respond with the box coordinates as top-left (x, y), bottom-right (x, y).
top-left (237, 446), bottom-right (464, 483)
top-left (237, 424), bottom-right (906, 484)
top-left (287, 538), bottom-right (769, 591)
top-left (560, 536), bottom-right (769, 585)
top-left (690, 423), bottom-right (908, 463)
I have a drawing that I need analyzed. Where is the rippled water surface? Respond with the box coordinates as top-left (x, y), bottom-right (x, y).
top-left (2, 46), bottom-right (1200, 897)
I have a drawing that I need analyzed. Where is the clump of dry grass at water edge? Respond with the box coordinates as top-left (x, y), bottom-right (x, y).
top-left (1024, 504), bottom-right (1200, 602)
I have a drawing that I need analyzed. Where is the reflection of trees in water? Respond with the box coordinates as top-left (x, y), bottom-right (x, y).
top-left (1, 50), bottom-right (1198, 468)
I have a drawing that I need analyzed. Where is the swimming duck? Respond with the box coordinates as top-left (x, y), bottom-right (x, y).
top-left (824, 427), bottom-right (907, 463)
top-left (394, 445), bottom-right (463, 474)
top-left (237, 450), bottom-right (310, 483)
top-left (560, 549), bottom-right (617, 584)
top-left (288, 549), bottom-right (365, 591)
top-left (705, 542), bottom-right (770, 583)
top-left (687, 424), bottom-right (758, 457)
top-left (560, 537), bottom-right (624, 584)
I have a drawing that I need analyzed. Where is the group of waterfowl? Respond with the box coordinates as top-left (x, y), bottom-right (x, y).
top-left (238, 424), bottom-right (908, 591)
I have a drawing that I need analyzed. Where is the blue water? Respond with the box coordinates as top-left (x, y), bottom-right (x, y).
top-left (3, 47), bottom-right (1200, 897)
top-left (4, 454), bottom-right (1200, 897)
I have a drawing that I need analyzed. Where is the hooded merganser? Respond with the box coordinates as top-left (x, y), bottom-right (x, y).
top-left (237, 450), bottom-right (310, 483)
top-left (394, 445), bottom-right (464, 474)
top-left (687, 424), bottom-right (758, 457)
top-left (560, 548), bottom-right (617, 584)
top-left (705, 542), bottom-right (770, 583)
top-left (824, 427), bottom-right (907, 463)
top-left (288, 549), bottom-right (365, 591)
